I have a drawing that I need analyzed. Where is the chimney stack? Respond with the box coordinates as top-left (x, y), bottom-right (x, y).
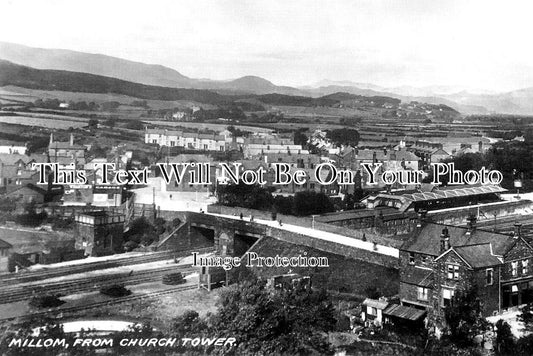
top-left (416, 209), bottom-right (427, 228)
top-left (49, 133), bottom-right (54, 145)
top-left (70, 133), bottom-right (74, 146)
top-left (466, 214), bottom-right (477, 234)
top-left (440, 227), bottom-right (450, 253)
top-left (514, 223), bottom-right (522, 238)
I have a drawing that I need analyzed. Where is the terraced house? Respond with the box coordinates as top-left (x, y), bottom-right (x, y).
top-left (399, 216), bottom-right (533, 330)
top-left (145, 128), bottom-right (226, 151)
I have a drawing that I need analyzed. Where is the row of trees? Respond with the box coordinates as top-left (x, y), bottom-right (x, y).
top-left (33, 99), bottom-right (122, 112)
top-left (217, 183), bottom-right (335, 216)
top-left (435, 139), bottom-right (533, 192)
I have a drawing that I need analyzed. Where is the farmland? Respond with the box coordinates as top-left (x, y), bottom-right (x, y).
top-left (0, 115), bottom-right (87, 129)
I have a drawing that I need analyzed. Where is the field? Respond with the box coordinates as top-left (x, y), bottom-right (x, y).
top-left (146, 120), bottom-right (274, 133)
top-left (0, 115), bottom-right (88, 129)
top-left (0, 86), bottom-right (217, 110)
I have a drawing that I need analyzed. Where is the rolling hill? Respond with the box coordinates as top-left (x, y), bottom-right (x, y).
top-left (0, 60), bottom-right (345, 108)
top-left (0, 42), bottom-right (300, 95)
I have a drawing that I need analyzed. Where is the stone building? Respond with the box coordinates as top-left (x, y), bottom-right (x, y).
top-left (74, 211), bottom-right (124, 256)
top-left (399, 216), bottom-right (533, 331)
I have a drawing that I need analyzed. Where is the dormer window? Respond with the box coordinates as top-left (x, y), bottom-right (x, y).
top-left (408, 252), bottom-right (415, 265)
top-left (523, 260), bottom-right (529, 275)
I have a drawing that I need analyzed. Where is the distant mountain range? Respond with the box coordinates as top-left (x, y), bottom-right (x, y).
top-left (0, 60), bottom-right (337, 107)
top-left (1, 41), bottom-right (533, 114)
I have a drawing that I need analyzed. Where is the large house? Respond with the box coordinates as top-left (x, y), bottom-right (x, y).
top-left (399, 216), bottom-right (533, 331)
top-left (48, 133), bottom-right (86, 165)
top-left (0, 153), bottom-right (46, 189)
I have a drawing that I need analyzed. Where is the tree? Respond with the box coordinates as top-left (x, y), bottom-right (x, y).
top-left (516, 334), bottom-right (533, 355)
top-left (217, 183), bottom-right (274, 211)
top-left (293, 191), bottom-right (335, 216)
top-left (326, 128), bottom-right (360, 147)
top-left (125, 120), bottom-right (144, 130)
top-left (444, 285), bottom-right (489, 346)
top-left (494, 319), bottom-right (515, 355)
top-left (293, 130), bottom-right (308, 146)
top-left (209, 280), bottom-right (334, 355)
top-left (519, 302), bottom-right (533, 332)
top-left (104, 117), bottom-right (117, 128)
top-left (88, 118), bottom-right (99, 129)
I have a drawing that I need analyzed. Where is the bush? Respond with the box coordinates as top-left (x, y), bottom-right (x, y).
top-left (162, 272), bottom-right (186, 285)
top-left (100, 284), bottom-right (132, 297)
top-left (29, 295), bottom-right (65, 308)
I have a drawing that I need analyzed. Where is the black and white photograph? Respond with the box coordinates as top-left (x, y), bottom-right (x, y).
top-left (1, 0), bottom-right (533, 355)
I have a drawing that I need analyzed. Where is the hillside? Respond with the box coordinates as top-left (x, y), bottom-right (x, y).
top-left (0, 42), bottom-right (299, 95)
top-left (0, 61), bottom-right (405, 110)
top-left (0, 41), bottom-right (194, 88)
top-left (3, 41), bottom-right (530, 114)
top-left (0, 60), bottom-right (226, 104)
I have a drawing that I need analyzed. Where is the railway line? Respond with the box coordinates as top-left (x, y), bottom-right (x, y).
top-left (0, 264), bottom-right (196, 305)
top-left (0, 246), bottom-right (214, 285)
top-left (0, 284), bottom-right (197, 322)
top-left (465, 214), bottom-right (533, 237)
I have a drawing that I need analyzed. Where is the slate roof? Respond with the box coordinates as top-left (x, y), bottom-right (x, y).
top-left (157, 154), bottom-right (212, 164)
top-left (362, 298), bottom-right (388, 310)
top-left (452, 244), bottom-right (503, 268)
top-left (383, 304), bottom-right (426, 321)
top-left (315, 207), bottom-right (403, 223)
top-left (0, 238), bottom-right (12, 249)
top-left (356, 149), bottom-right (420, 162)
top-left (369, 185), bottom-right (507, 212)
top-left (401, 267), bottom-right (433, 287)
top-left (49, 142), bottom-right (86, 150)
top-left (0, 153), bottom-right (46, 166)
top-left (402, 223), bottom-right (515, 257)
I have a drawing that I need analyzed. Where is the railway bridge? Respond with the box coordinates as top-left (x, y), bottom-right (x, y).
top-left (157, 210), bottom-right (401, 269)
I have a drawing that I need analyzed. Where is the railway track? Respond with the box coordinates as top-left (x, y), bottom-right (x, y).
top-left (0, 265), bottom-right (196, 305)
top-left (0, 246), bottom-right (213, 285)
top-left (0, 284), bottom-right (197, 322)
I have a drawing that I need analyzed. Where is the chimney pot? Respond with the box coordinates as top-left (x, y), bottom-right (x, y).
top-left (514, 223), bottom-right (522, 238)
top-left (467, 214), bottom-right (477, 233)
top-left (440, 227), bottom-right (450, 252)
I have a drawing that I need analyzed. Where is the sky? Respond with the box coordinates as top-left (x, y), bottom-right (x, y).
top-left (1, 0), bottom-right (533, 91)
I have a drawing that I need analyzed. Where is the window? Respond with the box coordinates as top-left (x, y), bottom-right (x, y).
top-left (409, 252), bottom-right (415, 265)
top-left (417, 287), bottom-right (429, 301)
top-left (512, 261), bottom-right (518, 277)
top-left (486, 268), bottom-right (494, 285)
top-left (170, 141), bottom-right (175, 147)
top-left (421, 255), bottom-right (427, 263)
top-left (447, 264), bottom-right (459, 280)
top-left (367, 306), bottom-right (377, 316)
top-left (442, 289), bottom-right (454, 307)
top-left (152, 139), bottom-right (157, 144)
top-left (523, 260), bottom-right (529, 275)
